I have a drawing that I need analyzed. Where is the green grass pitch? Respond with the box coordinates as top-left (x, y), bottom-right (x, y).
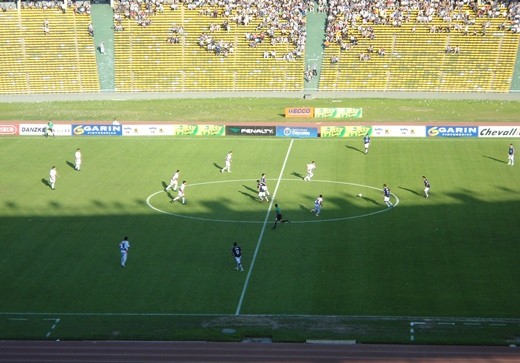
top-left (1, 134), bottom-right (519, 343)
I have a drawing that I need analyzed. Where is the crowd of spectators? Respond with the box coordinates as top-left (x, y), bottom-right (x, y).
top-left (113, 0), bottom-right (310, 62)
top-left (323, 0), bottom-right (520, 64)
top-left (18, 0), bottom-right (90, 14)
top-left (197, 32), bottom-right (235, 56)
top-left (0, 1), bottom-right (16, 11)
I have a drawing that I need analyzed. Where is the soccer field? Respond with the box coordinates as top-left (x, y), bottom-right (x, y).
top-left (0, 136), bottom-right (519, 343)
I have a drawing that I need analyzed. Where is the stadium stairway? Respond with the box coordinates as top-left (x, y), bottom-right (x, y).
top-left (304, 7), bottom-right (327, 92)
top-left (512, 39), bottom-right (520, 91)
top-left (91, 4), bottom-right (115, 91)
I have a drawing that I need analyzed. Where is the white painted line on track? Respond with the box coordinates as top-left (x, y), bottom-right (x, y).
top-left (235, 139), bottom-right (294, 316)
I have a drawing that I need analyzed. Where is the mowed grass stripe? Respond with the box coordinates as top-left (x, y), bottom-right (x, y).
top-left (0, 137), bottom-right (519, 341)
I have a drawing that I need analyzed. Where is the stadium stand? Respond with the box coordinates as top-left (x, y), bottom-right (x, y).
top-left (319, 1), bottom-right (520, 92)
top-left (113, 0), bottom-right (306, 92)
top-left (0, 2), bottom-right (99, 94)
top-left (0, 0), bottom-right (519, 94)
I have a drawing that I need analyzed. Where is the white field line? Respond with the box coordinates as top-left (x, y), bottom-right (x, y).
top-left (44, 318), bottom-right (60, 338)
top-left (1, 312), bottom-right (519, 324)
top-left (235, 139), bottom-right (294, 315)
top-left (409, 321), bottom-right (426, 342)
top-left (146, 179), bottom-right (399, 223)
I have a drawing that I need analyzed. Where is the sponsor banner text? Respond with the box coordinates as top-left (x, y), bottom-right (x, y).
top-left (314, 108), bottom-right (362, 119)
top-left (225, 126), bottom-right (276, 136)
top-left (427, 126), bottom-right (478, 137)
top-left (479, 126), bottom-right (520, 137)
top-left (284, 107), bottom-right (314, 118)
top-left (73, 124), bottom-right (122, 136)
top-left (371, 125), bottom-right (426, 137)
top-left (20, 124), bottom-right (71, 136)
top-left (276, 126), bottom-right (318, 138)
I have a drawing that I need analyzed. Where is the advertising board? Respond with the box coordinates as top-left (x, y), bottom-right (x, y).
top-left (284, 107), bottom-right (314, 118)
top-left (426, 126), bottom-right (478, 137)
top-left (478, 126), bottom-right (520, 137)
top-left (72, 124), bottom-right (122, 136)
top-left (225, 126), bottom-right (276, 136)
top-left (276, 126), bottom-right (318, 138)
top-left (320, 126), bottom-right (371, 138)
top-left (0, 124), bottom-right (18, 135)
top-left (20, 124), bottom-right (71, 136)
top-left (371, 125), bottom-right (426, 137)
top-left (314, 108), bottom-right (362, 119)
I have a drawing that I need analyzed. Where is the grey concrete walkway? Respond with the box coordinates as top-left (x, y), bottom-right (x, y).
top-left (0, 91), bottom-right (519, 103)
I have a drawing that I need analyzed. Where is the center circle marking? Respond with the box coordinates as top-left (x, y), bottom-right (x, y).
top-left (146, 179), bottom-right (399, 223)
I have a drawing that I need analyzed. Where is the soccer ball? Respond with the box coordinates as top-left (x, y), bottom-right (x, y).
top-left (358, 193), bottom-right (362, 197)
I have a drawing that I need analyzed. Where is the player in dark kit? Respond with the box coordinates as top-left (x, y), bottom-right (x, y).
top-left (232, 242), bottom-right (244, 272)
top-left (382, 184), bottom-right (393, 208)
top-left (363, 134), bottom-right (371, 154)
top-left (422, 176), bottom-right (430, 198)
top-left (272, 204), bottom-right (290, 230)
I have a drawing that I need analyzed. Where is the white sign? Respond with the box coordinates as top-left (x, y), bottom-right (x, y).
top-left (478, 126), bottom-right (520, 137)
top-left (371, 125), bottom-right (426, 137)
top-left (19, 124), bottom-right (71, 136)
top-left (122, 125), bottom-right (175, 136)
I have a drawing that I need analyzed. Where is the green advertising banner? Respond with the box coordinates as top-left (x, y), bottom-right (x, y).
top-left (174, 125), bottom-right (198, 135)
top-left (195, 125), bottom-right (225, 136)
top-left (173, 125), bottom-right (225, 136)
top-left (320, 126), bottom-right (372, 138)
top-left (314, 108), bottom-right (363, 119)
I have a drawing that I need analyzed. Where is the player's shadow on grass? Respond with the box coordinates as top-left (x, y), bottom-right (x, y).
top-left (213, 162), bottom-right (223, 171)
top-left (41, 178), bottom-right (51, 189)
top-left (242, 184), bottom-right (257, 193)
top-left (161, 182), bottom-right (175, 199)
top-left (398, 186), bottom-right (422, 197)
top-left (299, 203), bottom-right (311, 211)
top-left (346, 145), bottom-right (364, 154)
top-left (239, 190), bottom-right (257, 201)
top-left (359, 195), bottom-right (379, 205)
top-left (291, 172), bottom-right (304, 180)
top-left (66, 161), bottom-right (75, 170)
top-left (482, 155), bottom-right (506, 164)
